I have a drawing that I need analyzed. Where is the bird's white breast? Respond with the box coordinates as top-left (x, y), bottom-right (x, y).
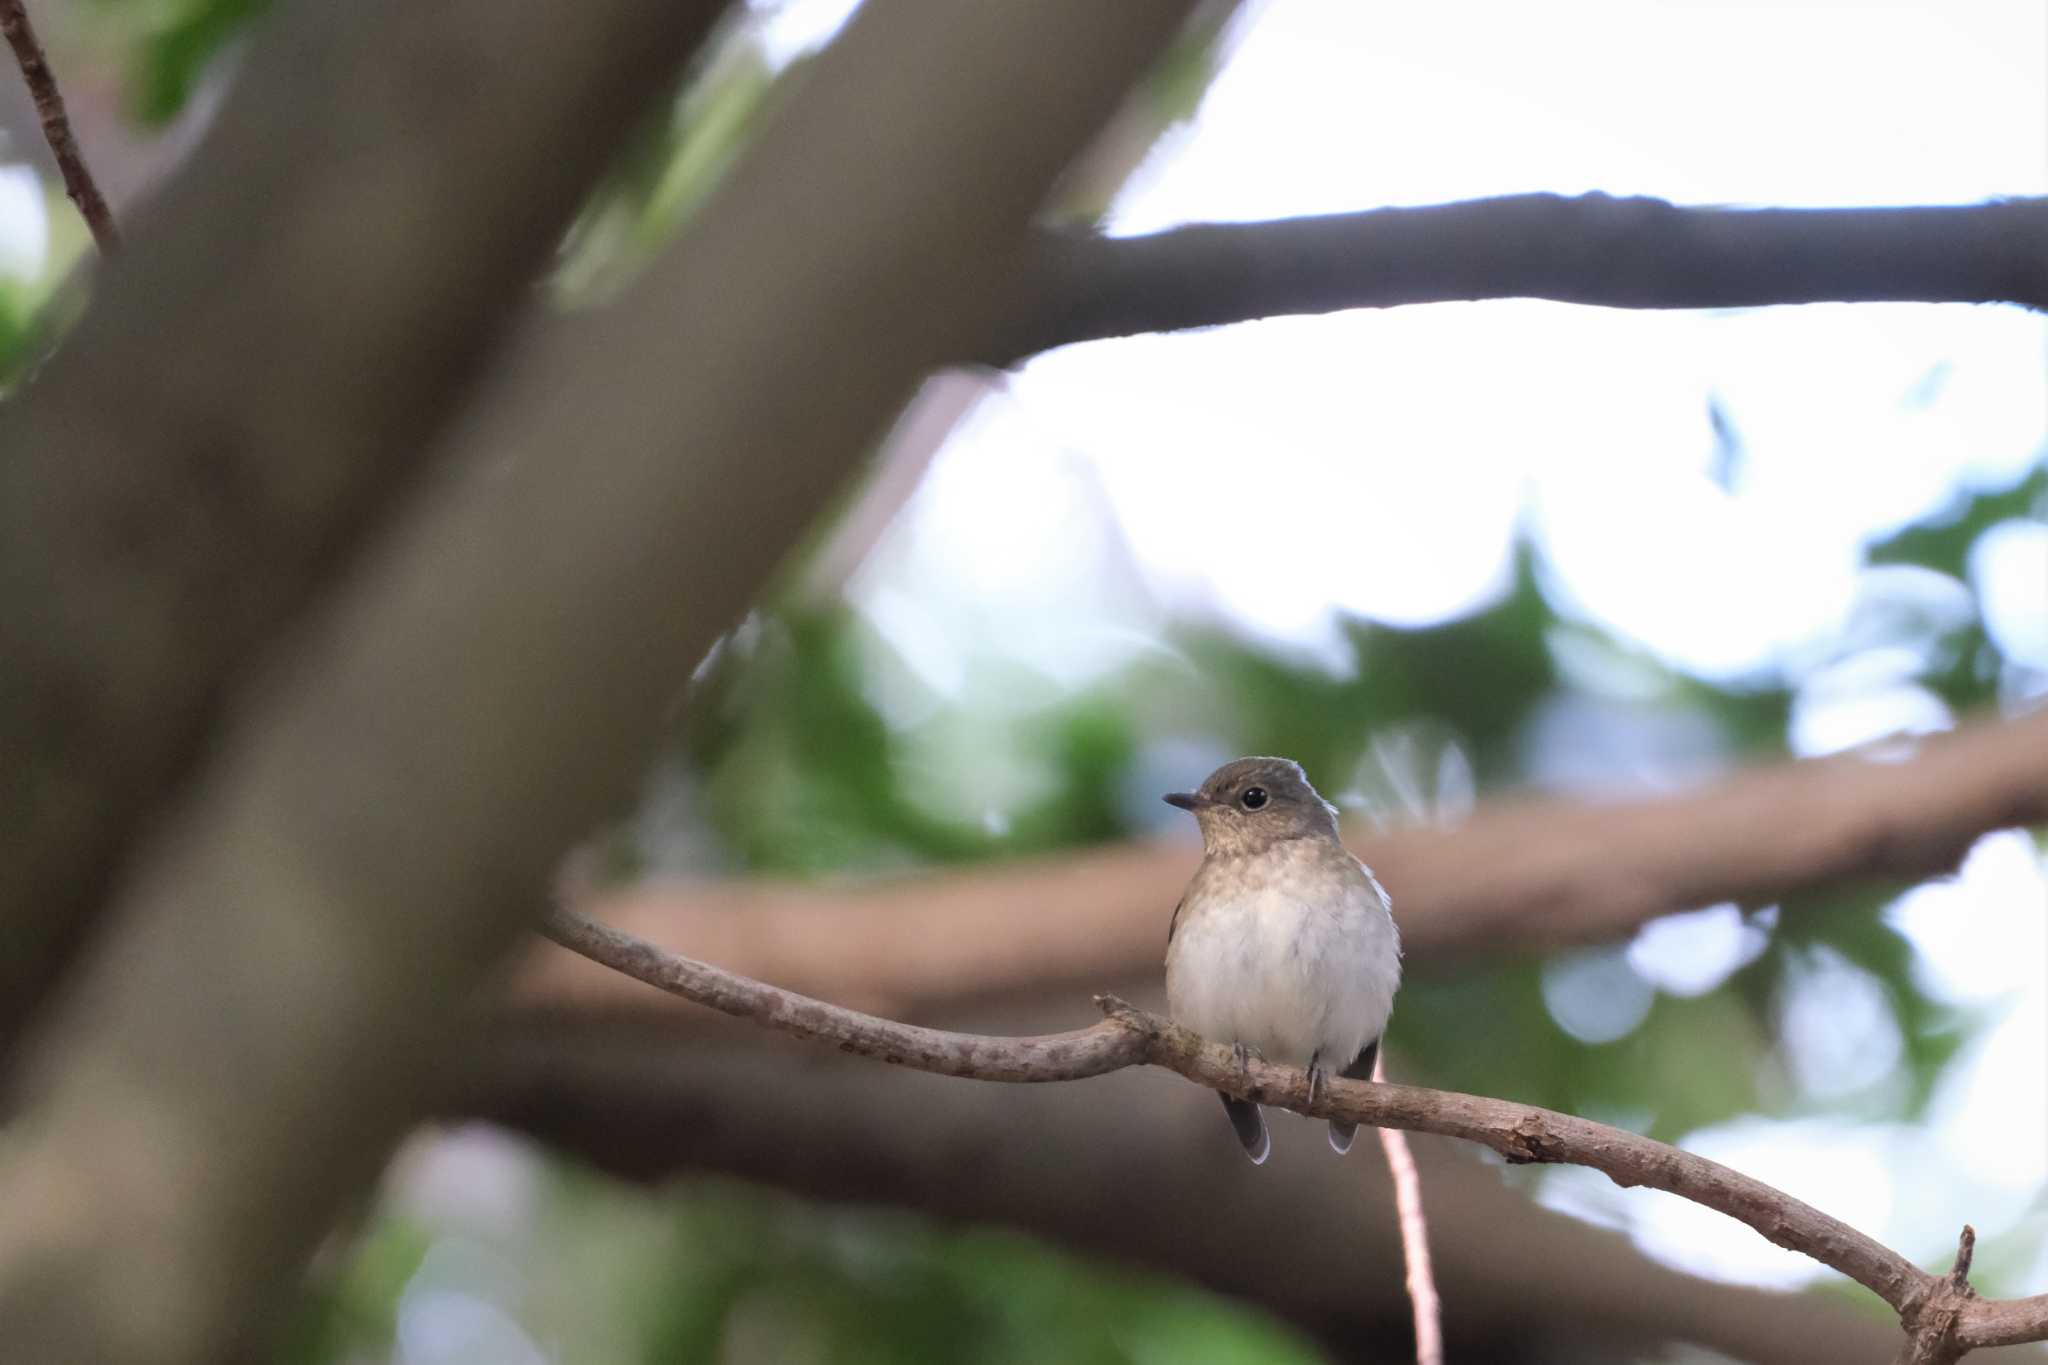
top-left (1165, 843), bottom-right (1400, 1069)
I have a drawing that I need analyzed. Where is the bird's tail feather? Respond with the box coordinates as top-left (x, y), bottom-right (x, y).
top-left (1327, 1037), bottom-right (1380, 1155)
top-left (1221, 1093), bottom-right (1270, 1165)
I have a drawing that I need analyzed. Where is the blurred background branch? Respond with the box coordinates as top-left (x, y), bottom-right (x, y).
top-left (0, 0), bottom-right (726, 1063)
top-left (519, 706), bottom-right (2048, 1023)
top-left (989, 194), bottom-right (2048, 361)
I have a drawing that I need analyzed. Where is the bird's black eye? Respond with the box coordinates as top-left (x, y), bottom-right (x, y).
top-left (1240, 786), bottom-right (1268, 811)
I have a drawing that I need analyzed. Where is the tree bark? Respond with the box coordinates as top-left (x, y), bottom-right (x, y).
top-left (988, 194), bottom-right (2048, 361)
top-left (0, 5), bottom-right (1208, 1363)
top-left (0, 0), bottom-right (727, 1057)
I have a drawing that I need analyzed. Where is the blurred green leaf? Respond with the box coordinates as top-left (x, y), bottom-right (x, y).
top-left (1768, 885), bottom-right (1968, 1118)
top-left (278, 1214), bottom-right (430, 1365)
top-left (1171, 545), bottom-right (1555, 790)
top-left (0, 280), bottom-right (36, 387)
top-left (633, 1185), bottom-right (1327, 1365)
top-left (1869, 463), bottom-right (2048, 582)
top-left (556, 33), bottom-right (782, 303)
top-left (101, 0), bottom-right (272, 125)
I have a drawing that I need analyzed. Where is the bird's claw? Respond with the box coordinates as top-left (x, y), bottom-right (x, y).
top-left (1306, 1052), bottom-right (1328, 1108)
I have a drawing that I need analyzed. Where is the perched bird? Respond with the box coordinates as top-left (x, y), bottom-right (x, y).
top-left (1163, 756), bottom-right (1401, 1163)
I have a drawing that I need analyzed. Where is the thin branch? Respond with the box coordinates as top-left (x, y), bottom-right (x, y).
top-left (539, 905), bottom-right (2048, 1358)
top-left (471, 1028), bottom-right (1915, 1365)
top-left (1373, 1051), bottom-right (1442, 1365)
top-left (514, 707), bottom-right (2048, 1021)
top-left (987, 194), bottom-right (2048, 361)
top-left (0, 0), bottom-right (117, 251)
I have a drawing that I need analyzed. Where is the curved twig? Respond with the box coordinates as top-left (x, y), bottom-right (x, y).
top-left (539, 904), bottom-right (2048, 1357)
top-left (0, 0), bottom-right (117, 251)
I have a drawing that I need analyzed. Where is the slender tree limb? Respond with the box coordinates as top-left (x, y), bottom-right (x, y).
top-left (538, 905), bottom-right (2048, 1357)
top-left (0, 0), bottom-right (730, 1062)
top-left (472, 1028), bottom-right (1927, 1365)
top-left (0, 7), bottom-right (1207, 1363)
top-left (987, 194), bottom-right (2048, 361)
top-left (1372, 1051), bottom-right (1442, 1365)
top-left (0, 0), bottom-right (115, 250)
top-left (514, 707), bottom-right (2048, 1021)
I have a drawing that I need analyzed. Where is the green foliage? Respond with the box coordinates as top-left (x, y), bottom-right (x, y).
top-left (276, 1215), bottom-right (430, 1365)
top-left (0, 187), bottom-right (96, 391)
top-left (1970, 1193), bottom-right (2048, 1299)
top-left (555, 33), bottom-right (783, 304)
top-left (669, 456), bottom-right (2045, 1149)
top-left (631, 1187), bottom-right (1323, 1365)
top-left (290, 1171), bottom-right (1324, 1365)
top-left (0, 279), bottom-right (38, 385)
top-left (1869, 464), bottom-right (2048, 582)
top-left (1144, 6), bottom-right (1240, 129)
top-left (1171, 549), bottom-right (1554, 787)
top-left (1763, 885), bottom-right (1969, 1115)
top-left (682, 609), bottom-right (1139, 874)
top-left (94, 0), bottom-right (271, 124)
top-left (1868, 464), bottom-right (2048, 711)
top-left (1388, 954), bottom-right (1773, 1142)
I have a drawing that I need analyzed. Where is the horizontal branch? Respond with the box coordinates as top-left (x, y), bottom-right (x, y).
top-left (470, 1029), bottom-right (1914, 1365)
top-left (540, 905), bottom-right (2048, 1357)
top-left (988, 193), bottom-right (2048, 360)
top-left (517, 707), bottom-right (2048, 1020)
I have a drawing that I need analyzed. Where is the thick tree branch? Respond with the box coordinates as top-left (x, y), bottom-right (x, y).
top-left (0, 0), bottom-right (727, 1059)
top-left (516, 707), bottom-right (2048, 1020)
top-left (0, 0), bottom-right (116, 250)
top-left (988, 194), bottom-right (2048, 360)
top-left (0, 7), bottom-right (1207, 1363)
top-left (539, 905), bottom-right (2048, 1357)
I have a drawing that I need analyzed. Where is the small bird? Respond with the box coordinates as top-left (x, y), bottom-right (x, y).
top-left (1163, 756), bottom-right (1401, 1164)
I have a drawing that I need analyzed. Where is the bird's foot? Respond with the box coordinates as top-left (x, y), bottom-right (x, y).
top-left (1306, 1051), bottom-right (1329, 1108)
top-left (1231, 1041), bottom-right (1263, 1088)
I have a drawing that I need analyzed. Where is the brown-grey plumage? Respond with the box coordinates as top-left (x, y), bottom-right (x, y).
top-left (1163, 756), bottom-right (1400, 1163)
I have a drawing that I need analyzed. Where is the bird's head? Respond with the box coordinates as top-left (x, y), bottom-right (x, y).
top-left (1164, 755), bottom-right (1339, 857)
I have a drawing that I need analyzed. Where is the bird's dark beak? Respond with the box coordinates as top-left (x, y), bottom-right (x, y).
top-left (1163, 791), bottom-right (1205, 811)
